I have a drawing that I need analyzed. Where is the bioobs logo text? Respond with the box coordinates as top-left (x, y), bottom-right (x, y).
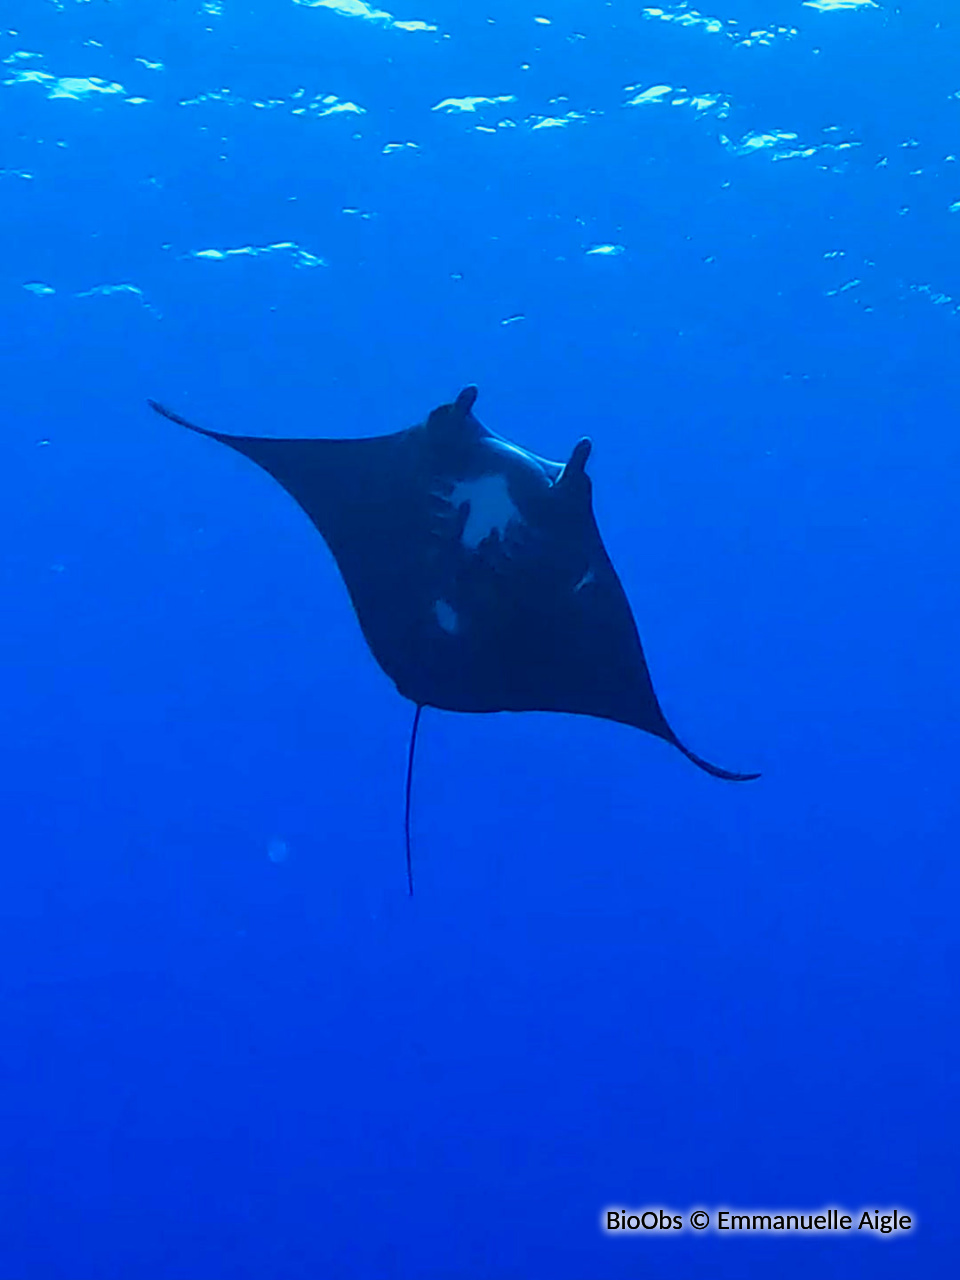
top-left (605, 1209), bottom-right (687, 1233)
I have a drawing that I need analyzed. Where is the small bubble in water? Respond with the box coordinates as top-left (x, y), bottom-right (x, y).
top-left (267, 838), bottom-right (289, 864)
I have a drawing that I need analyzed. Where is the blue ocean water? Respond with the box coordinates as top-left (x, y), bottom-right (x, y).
top-left (2, 0), bottom-right (957, 1275)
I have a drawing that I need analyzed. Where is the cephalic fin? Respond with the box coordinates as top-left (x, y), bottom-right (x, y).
top-left (454, 385), bottom-right (478, 416)
top-left (557, 437), bottom-right (593, 486)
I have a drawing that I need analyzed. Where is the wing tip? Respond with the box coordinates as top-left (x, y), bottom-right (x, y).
top-left (147, 398), bottom-right (224, 441)
top-left (676, 743), bottom-right (761, 782)
top-left (147, 398), bottom-right (192, 428)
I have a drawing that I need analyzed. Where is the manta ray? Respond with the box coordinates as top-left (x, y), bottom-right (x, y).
top-left (149, 386), bottom-right (758, 891)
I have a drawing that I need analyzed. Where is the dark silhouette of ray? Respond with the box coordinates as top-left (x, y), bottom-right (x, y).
top-left (149, 387), bottom-right (758, 890)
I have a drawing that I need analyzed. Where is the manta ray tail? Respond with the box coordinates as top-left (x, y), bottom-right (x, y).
top-left (674, 741), bottom-right (760, 783)
top-left (405, 705), bottom-right (423, 896)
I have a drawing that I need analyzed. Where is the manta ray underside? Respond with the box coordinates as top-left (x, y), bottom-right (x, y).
top-left (149, 386), bottom-right (758, 890)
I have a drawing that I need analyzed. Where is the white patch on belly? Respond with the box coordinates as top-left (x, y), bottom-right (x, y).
top-left (434, 599), bottom-right (460, 634)
top-left (446, 474), bottom-right (523, 549)
top-left (573, 568), bottom-right (596, 592)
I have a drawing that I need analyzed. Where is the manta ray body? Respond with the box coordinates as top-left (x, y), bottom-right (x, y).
top-left (149, 386), bottom-right (758, 889)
